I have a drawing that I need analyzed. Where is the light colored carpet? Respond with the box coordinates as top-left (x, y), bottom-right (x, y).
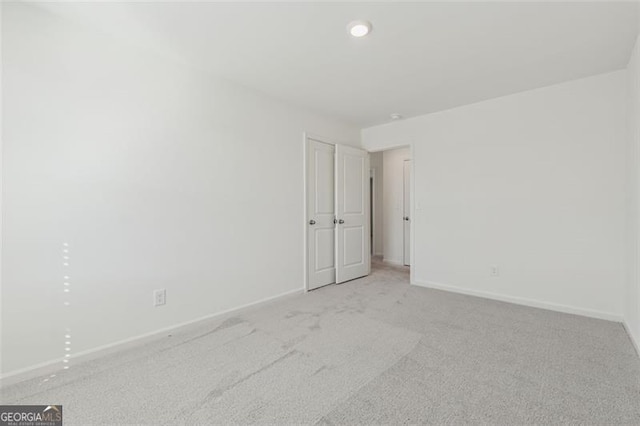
top-left (2, 260), bottom-right (640, 425)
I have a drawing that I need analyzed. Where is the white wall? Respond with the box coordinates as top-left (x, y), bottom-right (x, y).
top-left (626, 33), bottom-right (640, 353)
top-left (370, 152), bottom-right (384, 257)
top-left (1, 3), bottom-right (359, 377)
top-left (363, 71), bottom-right (627, 320)
top-left (382, 148), bottom-right (410, 264)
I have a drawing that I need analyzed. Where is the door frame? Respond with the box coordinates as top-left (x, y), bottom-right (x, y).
top-left (370, 168), bottom-right (376, 257)
top-left (403, 159), bottom-right (411, 266)
top-left (368, 142), bottom-right (415, 285)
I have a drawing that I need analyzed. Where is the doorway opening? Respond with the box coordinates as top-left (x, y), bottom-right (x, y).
top-left (369, 146), bottom-right (411, 270)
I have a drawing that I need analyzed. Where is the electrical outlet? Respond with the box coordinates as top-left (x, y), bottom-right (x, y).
top-left (153, 289), bottom-right (166, 307)
top-left (490, 265), bottom-right (499, 277)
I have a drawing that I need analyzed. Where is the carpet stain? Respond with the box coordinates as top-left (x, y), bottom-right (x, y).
top-left (157, 317), bottom-right (249, 353)
top-left (285, 310), bottom-right (310, 319)
top-left (282, 334), bottom-right (308, 349)
top-left (311, 365), bottom-right (328, 376)
top-left (204, 350), bottom-right (299, 402)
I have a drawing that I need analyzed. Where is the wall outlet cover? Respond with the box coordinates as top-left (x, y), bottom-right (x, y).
top-left (154, 289), bottom-right (166, 306)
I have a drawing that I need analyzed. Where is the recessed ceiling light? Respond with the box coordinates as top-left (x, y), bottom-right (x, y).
top-left (347, 20), bottom-right (372, 38)
top-left (390, 113), bottom-right (403, 120)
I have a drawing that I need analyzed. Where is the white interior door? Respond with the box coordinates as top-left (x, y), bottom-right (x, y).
top-left (403, 160), bottom-right (411, 266)
top-left (307, 140), bottom-right (336, 290)
top-left (335, 145), bottom-right (370, 283)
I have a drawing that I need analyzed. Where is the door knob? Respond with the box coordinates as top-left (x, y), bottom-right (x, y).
top-left (309, 220), bottom-right (316, 225)
top-left (404, 216), bottom-right (410, 221)
top-left (338, 219), bottom-right (345, 224)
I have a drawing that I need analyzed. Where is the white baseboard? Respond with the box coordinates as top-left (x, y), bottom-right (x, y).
top-left (381, 258), bottom-right (405, 266)
top-left (413, 279), bottom-right (622, 322)
top-left (623, 320), bottom-right (640, 358)
top-left (0, 287), bottom-right (303, 387)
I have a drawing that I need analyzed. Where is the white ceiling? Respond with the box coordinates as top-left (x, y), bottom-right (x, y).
top-left (38, 1), bottom-right (639, 127)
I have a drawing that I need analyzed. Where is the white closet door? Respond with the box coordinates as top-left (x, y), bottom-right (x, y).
top-left (307, 140), bottom-right (336, 290)
top-left (403, 160), bottom-right (411, 266)
top-left (335, 144), bottom-right (370, 283)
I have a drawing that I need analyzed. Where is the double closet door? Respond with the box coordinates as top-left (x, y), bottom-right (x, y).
top-left (307, 139), bottom-right (370, 290)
